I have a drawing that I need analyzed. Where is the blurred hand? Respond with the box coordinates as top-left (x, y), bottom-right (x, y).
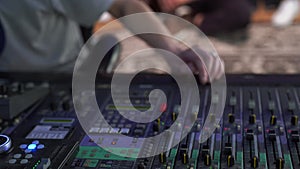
top-left (178, 46), bottom-right (224, 84)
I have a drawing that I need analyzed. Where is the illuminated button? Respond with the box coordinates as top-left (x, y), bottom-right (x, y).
top-left (27, 144), bottom-right (36, 150)
top-left (24, 149), bottom-right (32, 153)
top-left (20, 159), bottom-right (29, 164)
top-left (8, 159), bottom-right (17, 164)
top-left (32, 140), bottom-right (39, 144)
top-left (119, 128), bottom-right (130, 134)
top-left (25, 154), bottom-right (33, 159)
top-left (19, 144), bottom-right (27, 149)
top-left (13, 154), bottom-right (22, 159)
top-left (160, 103), bottom-right (167, 112)
top-left (37, 144), bottom-right (45, 149)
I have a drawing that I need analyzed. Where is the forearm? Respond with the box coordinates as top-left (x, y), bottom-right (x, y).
top-left (108, 0), bottom-right (183, 54)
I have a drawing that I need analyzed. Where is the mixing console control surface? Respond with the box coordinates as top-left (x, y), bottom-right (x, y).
top-left (0, 74), bottom-right (300, 169)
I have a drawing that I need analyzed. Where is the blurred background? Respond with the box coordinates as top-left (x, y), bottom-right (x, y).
top-left (94, 0), bottom-right (300, 74)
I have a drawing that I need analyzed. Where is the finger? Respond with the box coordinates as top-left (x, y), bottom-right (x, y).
top-left (210, 57), bottom-right (221, 81)
top-left (194, 60), bottom-right (208, 84)
top-left (187, 62), bottom-right (197, 73)
top-left (215, 59), bottom-right (225, 79)
top-left (204, 55), bottom-right (213, 80)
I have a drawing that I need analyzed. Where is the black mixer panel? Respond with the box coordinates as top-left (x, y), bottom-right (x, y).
top-left (1, 74), bottom-right (300, 169)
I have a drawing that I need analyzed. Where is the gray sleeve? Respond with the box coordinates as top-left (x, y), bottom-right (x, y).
top-left (50, 0), bottom-right (114, 26)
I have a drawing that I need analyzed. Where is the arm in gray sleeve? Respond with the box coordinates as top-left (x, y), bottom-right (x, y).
top-left (50, 0), bottom-right (114, 26)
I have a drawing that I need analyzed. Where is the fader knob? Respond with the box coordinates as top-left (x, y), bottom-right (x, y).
top-left (249, 114), bottom-right (256, 124)
top-left (228, 113), bottom-right (235, 123)
top-left (270, 115), bottom-right (277, 126)
top-left (172, 112), bottom-right (177, 121)
top-left (0, 135), bottom-right (12, 154)
top-left (153, 122), bottom-right (159, 132)
top-left (181, 153), bottom-right (188, 164)
top-left (204, 154), bottom-right (211, 166)
top-left (227, 155), bottom-right (235, 167)
top-left (159, 153), bottom-right (166, 163)
top-left (291, 115), bottom-right (298, 126)
top-left (251, 156), bottom-right (259, 168)
top-left (276, 158), bottom-right (284, 169)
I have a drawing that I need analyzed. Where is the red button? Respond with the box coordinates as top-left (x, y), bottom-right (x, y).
top-left (160, 103), bottom-right (167, 112)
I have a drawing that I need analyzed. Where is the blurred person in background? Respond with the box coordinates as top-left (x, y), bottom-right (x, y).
top-left (272, 0), bottom-right (300, 27)
top-left (0, 0), bottom-right (224, 83)
top-left (143, 0), bottom-right (253, 36)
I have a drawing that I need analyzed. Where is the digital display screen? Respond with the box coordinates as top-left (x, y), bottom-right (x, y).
top-left (40, 118), bottom-right (74, 125)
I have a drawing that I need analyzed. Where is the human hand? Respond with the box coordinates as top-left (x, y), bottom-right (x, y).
top-left (158, 0), bottom-right (193, 12)
top-left (178, 46), bottom-right (224, 84)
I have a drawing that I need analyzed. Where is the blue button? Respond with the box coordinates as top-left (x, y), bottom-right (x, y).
top-left (37, 144), bottom-right (45, 149)
top-left (24, 149), bottom-right (32, 153)
top-left (32, 140), bottom-right (39, 144)
top-left (27, 144), bottom-right (36, 150)
top-left (19, 144), bottom-right (27, 149)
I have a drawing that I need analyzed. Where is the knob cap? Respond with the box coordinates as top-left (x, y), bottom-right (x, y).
top-left (227, 155), bottom-right (235, 167)
top-left (291, 115), bottom-right (298, 126)
top-left (172, 112), bottom-right (177, 121)
top-left (276, 158), bottom-right (284, 169)
top-left (204, 154), bottom-right (211, 166)
top-left (228, 113), bottom-right (235, 124)
top-left (270, 115), bottom-right (277, 126)
top-left (251, 156), bottom-right (259, 168)
top-left (159, 153), bottom-right (166, 163)
top-left (153, 121), bottom-right (160, 132)
top-left (181, 153), bottom-right (188, 164)
top-left (249, 114), bottom-right (256, 124)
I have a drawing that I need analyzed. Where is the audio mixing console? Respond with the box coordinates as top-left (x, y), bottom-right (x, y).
top-left (1, 73), bottom-right (300, 169)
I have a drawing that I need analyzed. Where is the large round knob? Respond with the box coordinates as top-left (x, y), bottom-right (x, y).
top-left (0, 135), bottom-right (12, 153)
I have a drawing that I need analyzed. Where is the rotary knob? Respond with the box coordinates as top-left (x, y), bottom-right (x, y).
top-left (0, 135), bottom-right (12, 153)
